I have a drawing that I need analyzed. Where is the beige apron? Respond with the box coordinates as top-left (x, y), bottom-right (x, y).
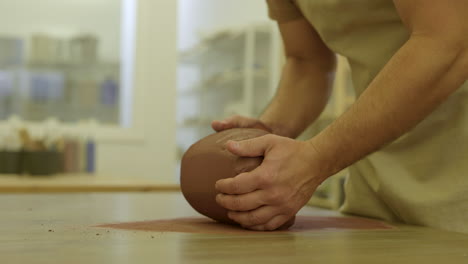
top-left (267, 0), bottom-right (468, 233)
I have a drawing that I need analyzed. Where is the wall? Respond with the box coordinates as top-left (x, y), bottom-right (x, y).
top-left (0, 0), bottom-right (120, 62)
top-left (97, 0), bottom-right (178, 182)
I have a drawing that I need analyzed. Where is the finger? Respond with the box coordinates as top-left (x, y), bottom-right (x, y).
top-left (227, 205), bottom-right (279, 227)
top-left (226, 135), bottom-right (273, 157)
top-left (215, 190), bottom-right (267, 211)
top-left (211, 120), bottom-right (223, 131)
top-left (212, 116), bottom-right (272, 133)
top-left (224, 115), bottom-right (259, 128)
top-left (248, 214), bottom-right (291, 231)
top-left (251, 121), bottom-right (272, 132)
top-left (211, 120), bottom-right (232, 132)
top-left (211, 116), bottom-right (248, 132)
top-left (215, 170), bottom-right (262, 194)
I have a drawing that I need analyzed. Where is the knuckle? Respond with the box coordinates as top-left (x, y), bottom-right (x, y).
top-left (267, 188), bottom-right (283, 204)
top-left (296, 188), bottom-right (312, 205)
top-left (215, 194), bottom-right (224, 205)
top-left (241, 140), bottom-right (251, 149)
top-left (217, 195), bottom-right (230, 208)
top-left (229, 181), bottom-right (241, 194)
top-left (264, 134), bottom-right (276, 142)
top-left (283, 202), bottom-right (296, 214)
top-left (229, 196), bottom-right (243, 210)
top-left (257, 171), bottom-right (272, 187)
top-left (232, 115), bottom-right (243, 123)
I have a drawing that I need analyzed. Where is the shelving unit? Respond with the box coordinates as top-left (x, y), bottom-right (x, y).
top-left (0, 34), bottom-right (120, 125)
top-left (176, 23), bottom-right (281, 157)
top-left (0, 62), bottom-right (120, 124)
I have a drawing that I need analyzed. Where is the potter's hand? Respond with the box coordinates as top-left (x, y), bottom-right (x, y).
top-left (212, 115), bottom-right (272, 133)
top-left (215, 134), bottom-right (327, 231)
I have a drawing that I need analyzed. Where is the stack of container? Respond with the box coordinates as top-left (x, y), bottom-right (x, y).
top-left (0, 118), bottom-right (96, 176)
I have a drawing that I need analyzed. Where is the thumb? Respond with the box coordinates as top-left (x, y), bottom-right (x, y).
top-left (226, 135), bottom-right (273, 157)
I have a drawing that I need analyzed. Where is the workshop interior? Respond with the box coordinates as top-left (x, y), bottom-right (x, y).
top-left (1, 0), bottom-right (467, 263)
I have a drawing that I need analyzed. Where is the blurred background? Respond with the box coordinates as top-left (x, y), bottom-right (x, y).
top-left (0, 0), bottom-right (121, 123)
top-left (0, 0), bottom-right (354, 209)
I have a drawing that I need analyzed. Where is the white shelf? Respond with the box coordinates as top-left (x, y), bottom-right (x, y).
top-left (179, 25), bottom-right (272, 65)
top-left (176, 23), bottom-right (280, 181)
top-left (178, 68), bottom-right (268, 96)
top-left (179, 30), bottom-right (244, 65)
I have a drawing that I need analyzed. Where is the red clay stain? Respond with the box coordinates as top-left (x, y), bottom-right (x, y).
top-left (95, 216), bottom-right (395, 235)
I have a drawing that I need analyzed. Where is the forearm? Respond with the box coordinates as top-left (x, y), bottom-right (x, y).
top-left (311, 35), bottom-right (468, 176)
top-left (260, 56), bottom-right (335, 138)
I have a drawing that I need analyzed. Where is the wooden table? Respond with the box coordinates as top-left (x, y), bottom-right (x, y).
top-left (0, 174), bottom-right (179, 193)
top-left (2, 192), bottom-right (468, 263)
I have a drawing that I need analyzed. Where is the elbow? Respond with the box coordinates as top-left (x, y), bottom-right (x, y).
top-left (285, 52), bottom-right (337, 73)
top-left (411, 27), bottom-right (468, 55)
top-left (443, 35), bottom-right (468, 80)
top-left (443, 35), bottom-right (468, 56)
top-left (443, 39), bottom-right (468, 81)
top-left (457, 48), bottom-right (468, 80)
top-left (410, 31), bottom-right (468, 79)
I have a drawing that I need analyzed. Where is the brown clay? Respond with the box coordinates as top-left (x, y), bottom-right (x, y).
top-left (180, 128), bottom-right (295, 230)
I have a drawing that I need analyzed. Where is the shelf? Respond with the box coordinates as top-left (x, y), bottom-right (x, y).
top-left (27, 61), bottom-right (119, 71)
top-left (176, 23), bottom-right (280, 178)
top-left (179, 30), bottom-right (244, 64)
top-left (179, 24), bottom-right (272, 65)
top-left (0, 62), bottom-right (119, 73)
top-left (178, 68), bottom-right (268, 96)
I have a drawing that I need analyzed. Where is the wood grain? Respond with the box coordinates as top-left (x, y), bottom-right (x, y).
top-left (1, 192), bottom-right (467, 264)
top-left (0, 174), bottom-right (180, 192)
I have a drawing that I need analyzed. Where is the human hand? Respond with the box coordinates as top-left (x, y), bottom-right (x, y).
top-left (215, 134), bottom-right (328, 231)
top-left (211, 115), bottom-right (272, 133)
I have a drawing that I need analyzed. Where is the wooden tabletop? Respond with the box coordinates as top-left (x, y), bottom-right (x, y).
top-left (0, 174), bottom-right (180, 193)
top-left (1, 192), bottom-right (468, 264)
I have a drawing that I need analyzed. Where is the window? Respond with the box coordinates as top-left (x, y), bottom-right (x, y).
top-left (0, 0), bottom-right (136, 127)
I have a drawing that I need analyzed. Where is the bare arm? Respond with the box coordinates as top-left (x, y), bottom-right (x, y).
top-left (311, 0), bottom-right (468, 175)
top-left (260, 18), bottom-right (336, 138)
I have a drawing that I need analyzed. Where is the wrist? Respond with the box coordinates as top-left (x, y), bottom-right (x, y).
top-left (259, 118), bottom-right (295, 138)
top-left (305, 136), bottom-right (338, 179)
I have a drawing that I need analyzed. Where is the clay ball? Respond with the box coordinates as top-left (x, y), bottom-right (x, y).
top-left (180, 128), bottom-right (295, 230)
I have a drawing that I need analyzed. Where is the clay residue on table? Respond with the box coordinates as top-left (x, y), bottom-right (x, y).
top-left (96, 216), bottom-right (395, 235)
